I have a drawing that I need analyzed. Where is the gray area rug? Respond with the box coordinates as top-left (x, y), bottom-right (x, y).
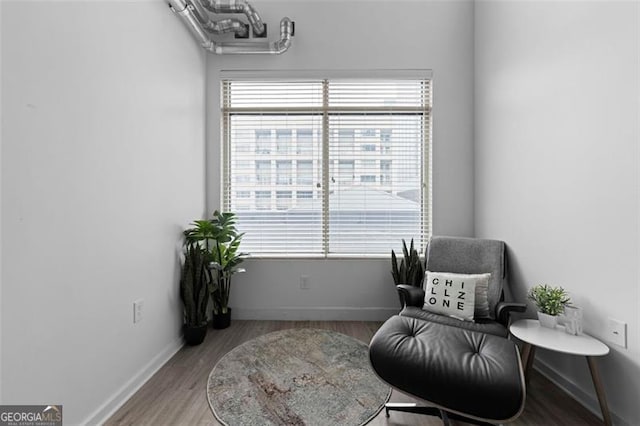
top-left (207, 328), bottom-right (391, 426)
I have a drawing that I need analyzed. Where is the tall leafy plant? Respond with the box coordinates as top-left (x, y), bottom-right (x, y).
top-left (179, 243), bottom-right (209, 327)
top-left (209, 211), bottom-right (246, 315)
top-left (391, 239), bottom-right (425, 288)
top-left (183, 218), bottom-right (219, 255)
top-left (184, 211), bottom-right (247, 316)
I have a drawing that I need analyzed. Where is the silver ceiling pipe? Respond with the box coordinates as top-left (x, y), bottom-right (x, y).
top-left (168, 0), bottom-right (294, 55)
top-left (169, 0), bottom-right (215, 50)
top-left (212, 17), bottom-right (293, 54)
top-left (199, 0), bottom-right (266, 37)
top-left (208, 18), bottom-right (249, 36)
top-left (187, 0), bottom-right (249, 37)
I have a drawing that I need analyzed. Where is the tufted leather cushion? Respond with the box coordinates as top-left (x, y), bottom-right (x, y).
top-left (400, 306), bottom-right (508, 338)
top-left (369, 315), bottom-right (525, 422)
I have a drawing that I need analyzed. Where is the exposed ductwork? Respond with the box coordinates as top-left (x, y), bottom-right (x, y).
top-left (168, 0), bottom-right (294, 55)
top-left (188, 0), bottom-right (249, 37)
top-left (199, 0), bottom-right (265, 37)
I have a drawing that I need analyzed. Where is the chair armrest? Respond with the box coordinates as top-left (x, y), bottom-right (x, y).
top-left (496, 302), bottom-right (527, 326)
top-left (397, 285), bottom-right (425, 308)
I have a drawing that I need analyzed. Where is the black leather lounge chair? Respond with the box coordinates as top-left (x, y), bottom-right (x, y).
top-left (369, 236), bottom-right (527, 425)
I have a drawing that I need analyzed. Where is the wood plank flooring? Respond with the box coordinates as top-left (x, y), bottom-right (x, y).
top-left (106, 321), bottom-right (603, 426)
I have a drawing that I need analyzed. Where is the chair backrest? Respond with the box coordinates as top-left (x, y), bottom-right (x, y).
top-left (425, 236), bottom-right (506, 319)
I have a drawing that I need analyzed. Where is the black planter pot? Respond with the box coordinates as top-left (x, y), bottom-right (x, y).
top-left (183, 323), bottom-right (207, 346)
top-left (212, 308), bottom-right (232, 329)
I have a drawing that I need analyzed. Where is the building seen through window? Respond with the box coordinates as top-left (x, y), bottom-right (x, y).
top-left (222, 78), bottom-right (432, 256)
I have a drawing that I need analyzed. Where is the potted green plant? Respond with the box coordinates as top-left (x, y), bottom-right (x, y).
top-left (527, 284), bottom-right (571, 328)
top-left (208, 211), bottom-right (247, 328)
top-left (391, 239), bottom-right (425, 287)
top-left (391, 239), bottom-right (425, 306)
top-left (179, 242), bottom-right (210, 345)
top-left (184, 211), bottom-right (247, 329)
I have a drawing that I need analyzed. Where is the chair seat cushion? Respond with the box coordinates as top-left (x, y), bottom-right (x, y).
top-left (400, 306), bottom-right (508, 338)
top-left (369, 315), bottom-right (525, 422)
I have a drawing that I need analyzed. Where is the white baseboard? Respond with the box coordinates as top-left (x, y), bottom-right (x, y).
top-left (534, 358), bottom-right (629, 426)
top-left (83, 336), bottom-right (184, 426)
top-left (232, 306), bottom-right (399, 322)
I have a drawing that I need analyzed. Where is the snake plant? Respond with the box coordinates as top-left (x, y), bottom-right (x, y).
top-left (179, 242), bottom-right (210, 327)
top-left (391, 238), bottom-right (425, 288)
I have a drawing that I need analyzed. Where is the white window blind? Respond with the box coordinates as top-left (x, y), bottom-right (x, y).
top-left (221, 77), bottom-right (432, 257)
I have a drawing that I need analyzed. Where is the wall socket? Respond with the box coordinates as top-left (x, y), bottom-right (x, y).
top-left (133, 299), bottom-right (144, 323)
top-left (300, 275), bottom-right (310, 290)
top-left (607, 318), bottom-right (627, 348)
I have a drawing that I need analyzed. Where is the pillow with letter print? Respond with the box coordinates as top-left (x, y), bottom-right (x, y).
top-left (423, 271), bottom-right (482, 322)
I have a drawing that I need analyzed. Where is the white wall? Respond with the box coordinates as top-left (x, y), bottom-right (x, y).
top-left (1, 1), bottom-right (205, 424)
top-left (474, 1), bottom-right (639, 425)
top-left (206, 0), bottom-right (476, 320)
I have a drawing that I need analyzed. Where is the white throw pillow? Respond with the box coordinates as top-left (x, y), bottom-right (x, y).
top-left (423, 271), bottom-right (483, 322)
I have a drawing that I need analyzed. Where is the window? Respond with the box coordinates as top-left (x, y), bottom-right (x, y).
top-left (276, 129), bottom-right (292, 154)
top-left (255, 160), bottom-right (271, 184)
top-left (255, 130), bottom-right (271, 154)
top-left (335, 160), bottom-right (355, 183)
top-left (255, 191), bottom-right (271, 210)
top-left (296, 129), bottom-right (313, 154)
top-left (234, 160), bottom-right (252, 183)
top-left (297, 190), bottom-right (313, 199)
top-left (222, 76), bottom-right (432, 256)
top-left (235, 190), bottom-right (251, 210)
top-left (296, 160), bottom-right (313, 185)
top-left (380, 129), bottom-right (392, 152)
top-left (380, 160), bottom-right (392, 183)
top-left (276, 160), bottom-right (292, 185)
top-left (276, 191), bottom-right (293, 210)
top-left (338, 129), bottom-right (355, 152)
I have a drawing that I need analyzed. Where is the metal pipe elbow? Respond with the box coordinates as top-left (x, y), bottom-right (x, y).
top-left (200, 0), bottom-right (265, 36)
top-left (206, 18), bottom-right (249, 37)
top-left (240, 0), bottom-right (266, 36)
top-left (272, 17), bottom-right (293, 54)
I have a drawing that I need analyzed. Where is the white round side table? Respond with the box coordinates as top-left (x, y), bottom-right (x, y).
top-left (509, 319), bottom-right (611, 426)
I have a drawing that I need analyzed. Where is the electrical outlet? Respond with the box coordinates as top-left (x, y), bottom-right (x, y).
top-left (607, 318), bottom-right (626, 348)
top-left (134, 299), bottom-right (144, 323)
top-left (300, 275), bottom-right (310, 290)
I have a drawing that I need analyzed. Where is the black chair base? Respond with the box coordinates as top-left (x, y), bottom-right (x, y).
top-left (385, 403), bottom-right (496, 426)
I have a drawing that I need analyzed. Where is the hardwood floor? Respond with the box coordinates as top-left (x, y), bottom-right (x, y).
top-left (106, 321), bottom-right (603, 426)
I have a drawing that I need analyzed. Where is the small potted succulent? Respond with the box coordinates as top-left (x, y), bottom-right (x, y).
top-left (527, 284), bottom-right (571, 328)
